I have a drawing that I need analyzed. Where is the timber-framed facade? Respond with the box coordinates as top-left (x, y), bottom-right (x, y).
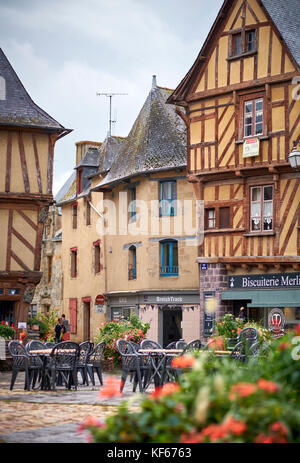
top-left (0, 49), bottom-right (71, 330)
top-left (168, 0), bottom-right (300, 337)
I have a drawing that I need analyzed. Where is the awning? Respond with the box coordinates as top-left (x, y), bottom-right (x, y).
top-left (221, 289), bottom-right (300, 307)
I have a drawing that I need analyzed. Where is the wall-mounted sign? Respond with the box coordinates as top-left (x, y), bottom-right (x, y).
top-left (156, 296), bottom-right (183, 303)
top-left (9, 289), bottom-right (20, 295)
top-left (268, 308), bottom-right (285, 334)
top-left (95, 304), bottom-right (106, 314)
top-left (228, 273), bottom-right (300, 290)
top-left (18, 322), bottom-right (27, 329)
top-left (201, 263), bottom-right (208, 270)
top-left (243, 137), bottom-right (260, 158)
top-left (95, 294), bottom-right (105, 305)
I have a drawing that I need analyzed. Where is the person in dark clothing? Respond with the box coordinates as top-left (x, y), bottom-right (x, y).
top-left (54, 317), bottom-right (65, 343)
top-left (61, 314), bottom-right (70, 340)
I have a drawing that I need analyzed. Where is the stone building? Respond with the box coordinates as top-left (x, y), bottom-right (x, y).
top-left (167, 0), bottom-right (300, 332)
top-left (57, 77), bottom-right (201, 345)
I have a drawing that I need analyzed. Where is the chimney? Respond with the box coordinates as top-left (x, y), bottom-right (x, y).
top-left (152, 75), bottom-right (157, 88)
top-left (75, 141), bottom-right (102, 165)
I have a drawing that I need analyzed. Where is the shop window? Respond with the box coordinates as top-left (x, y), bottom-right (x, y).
top-left (70, 248), bottom-right (77, 278)
top-left (93, 241), bottom-right (101, 274)
top-left (72, 204), bottom-right (78, 229)
top-left (160, 181), bottom-right (177, 216)
top-left (128, 245), bottom-right (137, 280)
top-left (47, 255), bottom-right (53, 284)
top-left (250, 185), bottom-right (273, 232)
top-left (111, 307), bottom-right (134, 322)
top-left (160, 240), bottom-right (178, 276)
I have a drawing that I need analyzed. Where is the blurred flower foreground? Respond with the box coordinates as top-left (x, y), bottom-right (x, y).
top-left (79, 324), bottom-right (300, 443)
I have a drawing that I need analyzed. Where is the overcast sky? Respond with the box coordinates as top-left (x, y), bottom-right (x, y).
top-left (0, 0), bottom-right (222, 195)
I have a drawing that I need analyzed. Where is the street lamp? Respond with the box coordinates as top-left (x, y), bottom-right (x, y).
top-left (288, 140), bottom-right (300, 169)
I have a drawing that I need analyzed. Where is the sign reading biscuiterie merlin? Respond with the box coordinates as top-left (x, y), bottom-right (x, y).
top-left (228, 273), bottom-right (300, 290)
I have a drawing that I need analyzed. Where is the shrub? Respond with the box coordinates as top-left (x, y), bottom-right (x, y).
top-left (0, 321), bottom-right (16, 340)
top-left (94, 314), bottom-right (150, 369)
top-left (80, 324), bottom-right (300, 443)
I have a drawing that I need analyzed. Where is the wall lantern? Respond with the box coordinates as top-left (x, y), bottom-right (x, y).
top-left (288, 140), bottom-right (300, 169)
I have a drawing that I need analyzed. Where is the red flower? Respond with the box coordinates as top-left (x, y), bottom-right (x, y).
top-left (223, 416), bottom-right (247, 436)
top-left (270, 421), bottom-right (288, 436)
top-left (78, 415), bottom-right (106, 433)
top-left (229, 382), bottom-right (257, 400)
top-left (98, 376), bottom-right (122, 399)
top-left (180, 431), bottom-right (204, 443)
top-left (257, 378), bottom-right (279, 393)
top-left (200, 423), bottom-right (229, 442)
top-left (294, 324), bottom-right (300, 336)
top-left (149, 382), bottom-right (181, 400)
top-left (171, 355), bottom-right (195, 369)
top-left (279, 342), bottom-right (289, 351)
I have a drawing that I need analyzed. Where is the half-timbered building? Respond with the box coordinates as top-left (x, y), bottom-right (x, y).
top-left (168, 0), bottom-right (300, 336)
top-left (0, 49), bottom-right (71, 330)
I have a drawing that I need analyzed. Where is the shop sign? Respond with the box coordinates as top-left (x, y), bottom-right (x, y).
top-left (156, 296), bottom-right (183, 303)
top-left (228, 272), bottom-right (300, 290)
top-left (243, 137), bottom-right (260, 158)
top-left (119, 297), bottom-right (127, 304)
top-left (268, 308), bottom-right (285, 334)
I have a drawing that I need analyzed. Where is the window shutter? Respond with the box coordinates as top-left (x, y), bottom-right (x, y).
top-left (219, 207), bottom-right (230, 229)
top-left (69, 298), bottom-right (77, 334)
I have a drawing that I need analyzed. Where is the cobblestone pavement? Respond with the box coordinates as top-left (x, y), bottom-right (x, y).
top-left (0, 369), bottom-right (148, 443)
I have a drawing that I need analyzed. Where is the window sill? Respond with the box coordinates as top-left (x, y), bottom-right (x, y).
top-left (160, 274), bottom-right (179, 278)
top-left (235, 136), bottom-right (269, 145)
top-left (243, 231), bottom-right (275, 237)
top-left (227, 50), bottom-right (257, 61)
top-left (205, 228), bottom-right (246, 234)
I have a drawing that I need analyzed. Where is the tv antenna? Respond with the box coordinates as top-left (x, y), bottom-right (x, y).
top-left (96, 92), bottom-right (128, 136)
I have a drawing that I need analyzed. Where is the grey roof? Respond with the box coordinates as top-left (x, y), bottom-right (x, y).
top-left (74, 147), bottom-right (101, 169)
top-left (262, 0), bottom-right (300, 68)
top-left (54, 171), bottom-right (76, 205)
top-left (94, 81), bottom-right (186, 188)
top-left (0, 48), bottom-right (69, 131)
top-left (97, 135), bottom-right (126, 173)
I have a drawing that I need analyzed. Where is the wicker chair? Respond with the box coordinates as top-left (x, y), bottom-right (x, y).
top-left (230, 341), bottom-right (247, 362)
top-left (77, 341), bottom-right (94, 385)
top-left (8, 341), bottom-right (43, 390)
top-left (237, 327), bottom-right (258, 346)
top-left (175, 339), bottom-right (187, 349)
top-left (86, 342), bottom-right (106, 386)
top-left (45, 342), bottom-right (56, 348)
top-left (165, 341), bottom-right (177, 349)
top-left (182, 339), bottom-right (202, 353)
top-left (48, 341), bottom-right (80, 391)
top-left (140, 339), bottom-right (162, 349)
top-left (117, 339), bottom-right (151, 393)
top-left (25, 340), bottom-right (46, 354)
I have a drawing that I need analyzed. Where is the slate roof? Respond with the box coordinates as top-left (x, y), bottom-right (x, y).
top-left (54, 171), bottom-right (76, 205)
top-left (0, 48), bottom-right (70, 131)
top-left (74, 147), bottom-right (101, 170)
top-left (93, 79), bottom-right (186, 189)
top-left (262, 0), bottom-right (300, 68)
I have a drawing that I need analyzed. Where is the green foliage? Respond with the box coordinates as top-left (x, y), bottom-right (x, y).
top-left (82, 326), bottom-right (300, 443)
top-left (28, 309), bottom-right (59, 341)
top-left (94, 315), bottom-right (150, 369)
top-left (0, 321), bottom-right (16, 339)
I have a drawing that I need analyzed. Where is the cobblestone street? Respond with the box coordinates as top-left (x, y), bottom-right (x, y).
top-left (0, 370), bottom-right (145, 443)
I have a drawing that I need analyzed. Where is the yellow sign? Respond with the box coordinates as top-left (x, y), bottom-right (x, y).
top-left (243, 137), bottom-right (260, 158)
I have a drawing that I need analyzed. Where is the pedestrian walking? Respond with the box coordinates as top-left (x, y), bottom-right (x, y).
top-left (61, 314), bottom-right (70, 340)
top-left (54, 318), bottom-right (66, 343)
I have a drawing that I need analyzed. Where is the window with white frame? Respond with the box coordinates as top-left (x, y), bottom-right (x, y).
top-left (250, 185), bottom-right (273, 232)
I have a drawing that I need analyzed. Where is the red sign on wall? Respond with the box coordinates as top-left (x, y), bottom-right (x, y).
top-left (95, 294), bottom-right (105, 305)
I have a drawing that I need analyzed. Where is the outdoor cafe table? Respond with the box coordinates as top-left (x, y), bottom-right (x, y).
top-left (29, 349), bottom-right (77, 390)
top-left (138, 349), bottom-right (183, 388)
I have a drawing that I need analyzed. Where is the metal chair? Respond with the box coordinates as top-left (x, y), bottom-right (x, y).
top-left (175, 339), bottom-right (187, 349)
top-left (182, 339), bottom-right (202, 353)
top-left (165, 341), bottom-right (177, 349)
top-left (117, 339), bottom-right (151, 393)
top-left (237, 327), bottom-right (258, 346)
top-left (140, 339), bottom-right (162, 349)
top-left (8, 341), bottom-right (43, 391)
top-left (45, 342), bottom-right (56, 348)
top-left (48, 341), bottom-right (80, 391)
top-left (86, 342), bottom-right (106, 386)
top-left (77, 341), bottom-right (94, 385)
top-left (230, 341), bottom-right (247, 362)
top-left (129, 341), bottom-right (140, 352)
top-left (25, 340), bottom-right (46, 354)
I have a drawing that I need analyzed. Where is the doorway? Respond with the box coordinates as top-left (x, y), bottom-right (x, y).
top-left (0, 301), bottom-right (14, 324)
top-left (162, 306), bottom-right (182, 347)
top-left (83, 302), bottom-right (90, 341)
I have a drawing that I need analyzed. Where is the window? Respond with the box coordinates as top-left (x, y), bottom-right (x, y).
top-left (244, 98), bottom-right (263, 138)
top-left (160, 181), bottom-right (177, 216)
top-left (86, 201), bottom-right (91, 226)
top-left (47, 255), bottom-right (53, 284)
top-left (129, 187), bottom-right (136, 222)
top-left (111, 307), bottom-right (135, 322)
top-left (230, 29), bottom-right (256, 57)
top-left (128, 246), bottom-right (137, 280)
top-left (72, 204), bottom-right (78, 229)
top-left (70, 248), bottom-right (77, 278)
top-left (206, 209), bottom-right (216, 229)
top-left (93, 241), bottom-right (101, 274)
top-left (250, 185), bottom-right (273, 232)
top-left (160, 240), bottom-right (178, 276)
top-left (205, 207), bottom-right (231, 229)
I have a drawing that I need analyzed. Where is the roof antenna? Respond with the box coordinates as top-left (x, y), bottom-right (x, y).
top-left (96, 92), bottom-right (128, 136)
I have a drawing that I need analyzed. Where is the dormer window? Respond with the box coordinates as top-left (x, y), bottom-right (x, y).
top-left (230, 29), bottom-right (256, 58)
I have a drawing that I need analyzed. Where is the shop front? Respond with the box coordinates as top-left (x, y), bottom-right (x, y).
top-left (221, 272), bottom-right (300, 329)
top-left (106, 290), bottom-right (201, 347)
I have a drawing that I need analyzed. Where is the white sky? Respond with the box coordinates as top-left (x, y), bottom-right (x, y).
top-left (0, 0), bottom-right (223, 195)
